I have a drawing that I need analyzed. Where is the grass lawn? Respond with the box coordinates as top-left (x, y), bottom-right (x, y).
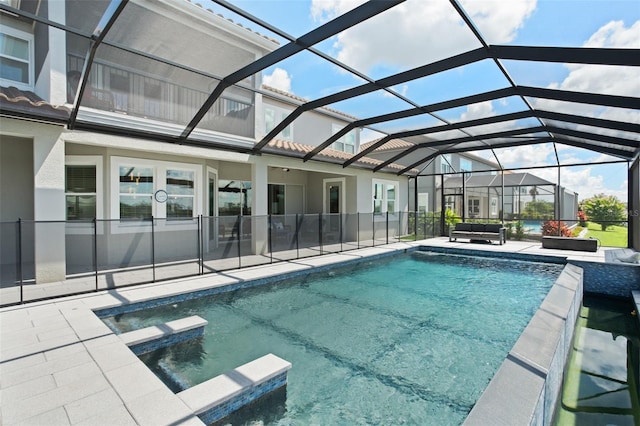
top-left (583, 222), bottom-right (628, 247)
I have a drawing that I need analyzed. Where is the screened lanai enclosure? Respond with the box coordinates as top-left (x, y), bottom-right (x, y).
top-left (0, 0), bottom-right (639, 303)
top-left (415, 171), bottom-right (577, 225)
top-left (0, 1), bottom-right (637, 169)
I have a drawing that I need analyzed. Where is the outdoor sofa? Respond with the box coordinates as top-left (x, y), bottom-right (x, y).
top-left (449, 222), bottom-right (507, 245)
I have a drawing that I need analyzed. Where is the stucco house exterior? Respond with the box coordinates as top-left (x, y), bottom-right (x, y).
top-left (0, 0), bottom-right (409, 285)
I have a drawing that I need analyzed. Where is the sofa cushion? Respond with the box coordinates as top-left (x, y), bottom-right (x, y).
top-left (455, 223), bottom-right (472, 232)
top-left (484, 224), bottom-right (503, 233)
top-left (471, 223), bottom-right (485, 232)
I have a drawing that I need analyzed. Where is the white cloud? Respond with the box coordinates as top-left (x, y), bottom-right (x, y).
top-left (382, 84), bottom-right (409, 98)
top-left (263, 68), bottom-right (292, 93)
top-left (590, 153), bottom-right (624, 163)
top-left (584, 20), bottom-right (640, 48)
top-left (311, 0), bottom-right (366, 21)
top-left (496, 144), bottom-right (555, 168)
top-left (311, 0), bottom-right (536, 73)
top-left (496, 20), bottom-right (637, 201)
top-left (535, 19), bottom-right (640, 124)
top-left (458, 101), bottom-right (496, 122)
top-left (306, 1), bottom-right (632, 203)
top-left (530, 167), bottom-right (627, 201)
top-left (454, 100), bottom-right (520, 133)
top-left (460, 0), bottom-right (537, 43)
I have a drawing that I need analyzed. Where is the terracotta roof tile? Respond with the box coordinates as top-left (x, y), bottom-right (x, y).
top-left (0, 86), bottom-right (70, 122)
top-left (262, 85), bottom-right (359, 121)
top-left (265, 139), bottom-right (415, 172)
top-left (359, 137), bottom-right (414, 152)
top-left (185, 0), bottom-right (280, 45)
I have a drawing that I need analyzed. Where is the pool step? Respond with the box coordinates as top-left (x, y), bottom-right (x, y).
top-left (118, 315), bottom-right (208, 355)
top-left (177, 353), bottom-right (292, 425)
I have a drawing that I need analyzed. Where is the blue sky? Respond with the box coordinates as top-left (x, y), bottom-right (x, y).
top-left (202, 0), bottom-right (638, 202)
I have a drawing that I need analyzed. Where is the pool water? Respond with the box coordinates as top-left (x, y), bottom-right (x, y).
top-left (104, 252), bottom-right (564, 425)
top-left (522, 220), bottom-right (543, 234)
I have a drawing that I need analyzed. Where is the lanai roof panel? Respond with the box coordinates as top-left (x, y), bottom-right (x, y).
top-left (0, 0), bottom-right (638, 172)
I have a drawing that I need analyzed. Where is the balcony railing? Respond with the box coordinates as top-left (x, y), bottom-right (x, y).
top-left (67, 56), bottom-right (255, 138)
top-left (0, 212), bottom-right (440, 306)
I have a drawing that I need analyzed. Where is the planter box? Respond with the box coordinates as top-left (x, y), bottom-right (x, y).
top-left (542, 236), bottom-right (598, 252)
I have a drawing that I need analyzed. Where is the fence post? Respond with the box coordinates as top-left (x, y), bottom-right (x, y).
top-left (237, 215), bottom-right (242, 269)
top-left (319, 212), bottom-right (323, 255)
top-left (151, 216), bottom-right (156, 282)
top-left (372, 212), bottom-right (376, 247)
top-left (413, 212), bottom-right (416, 241)
top-left (386, 211), bottom-right (389, 244)
top-left (197, 215), bottom-right (203, 275)
top-left (93, 218), bottom-right (98, 291)
top-left (268, 215), bottom-right (273, 264)
top-left (295, 214), bottom-right (300, 259)
top-left (339, 213), bottom-right (343, 252)
top-left (357, 213), bottom-right (360, 249)
top-left (17, 218), bottom-right (23, 304)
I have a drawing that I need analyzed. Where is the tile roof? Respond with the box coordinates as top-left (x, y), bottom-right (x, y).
top-left (262, 85), bottom-right (360, 121)
top-left (0, 86), bottom-right (70, 122)
top-left (265, 139), bottom-right (415, 173)
top-left (359, 137), bottom-right (414, 152)
top-left (185, 0), bottom-right (280, 45)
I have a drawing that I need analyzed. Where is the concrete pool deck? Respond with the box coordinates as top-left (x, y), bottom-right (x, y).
top-left (0, 238), bottom-right (628, 425)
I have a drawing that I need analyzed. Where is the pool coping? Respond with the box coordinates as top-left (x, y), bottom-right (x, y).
top-left (0, 242), bottom-right (424, 425)
top-left (0, 239), bottom-right (610, 425)
top-left (118, 315), bottom-right (208, 356)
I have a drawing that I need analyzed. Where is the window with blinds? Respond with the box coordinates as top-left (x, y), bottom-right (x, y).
top-left (65, 165), bottom-right (97, 220)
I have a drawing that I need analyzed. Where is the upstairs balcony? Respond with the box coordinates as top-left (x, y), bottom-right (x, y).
top-left (67, 55), bottom-right (255, 139)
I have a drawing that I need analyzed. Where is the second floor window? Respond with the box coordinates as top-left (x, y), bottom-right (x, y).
top-left (460, 158), bottom-right (472, 174)
top-left (332, 124), bottom-right (356, 154)
top-left (0, 29), bottom-right (32, 89)
top-left (265, 106), bottom-right (292, 140)
top-left (441, 154), bottom-right (453, 174)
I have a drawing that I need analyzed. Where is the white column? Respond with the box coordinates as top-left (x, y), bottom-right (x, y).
top-left (356, 174), bottom-right (373, 213)
top-left (251, 159), bottom-right (268, 255)
top-left (34, 133), bottom-right (66, 283)
top-left (35, 1), bottom-right (67, 105)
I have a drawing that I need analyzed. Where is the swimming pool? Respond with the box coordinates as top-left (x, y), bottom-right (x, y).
top-left (522, 220), bottom-right (543, 234)
top-left (103, 251), bottom-right (564, 425)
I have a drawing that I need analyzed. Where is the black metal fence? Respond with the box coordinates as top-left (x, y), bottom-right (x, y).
top-left (0, 212), bottom-right (441, 306)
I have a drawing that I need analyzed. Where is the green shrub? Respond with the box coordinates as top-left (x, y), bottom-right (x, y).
top-left (581, 194), bottom-right (626, 231)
